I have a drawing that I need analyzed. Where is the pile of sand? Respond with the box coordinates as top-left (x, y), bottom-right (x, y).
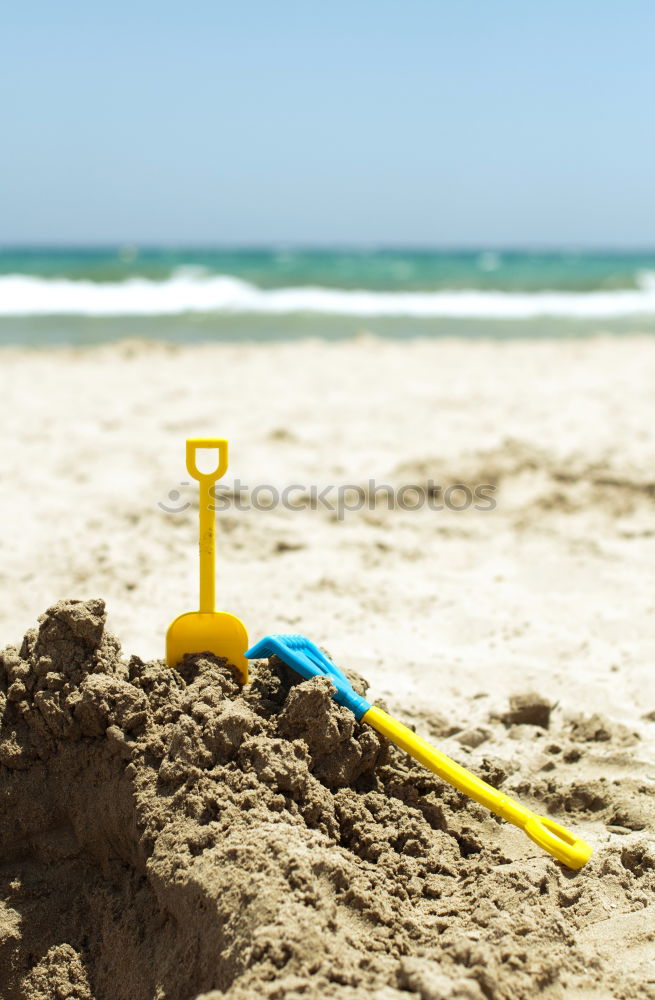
top-left (1, 601), bottom-right (654, 1000)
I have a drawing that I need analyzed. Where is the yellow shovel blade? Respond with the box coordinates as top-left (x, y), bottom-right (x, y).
top-left (166, 611), bottom-right (249, 683)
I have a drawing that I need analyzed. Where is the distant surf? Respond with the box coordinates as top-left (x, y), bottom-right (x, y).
top-left (3, 268), bottom-right (655, 319)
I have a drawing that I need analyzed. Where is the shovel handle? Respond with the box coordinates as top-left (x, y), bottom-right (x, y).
top-left (186, 439), bottom-right (229, 483)
top-left (186, 439), bottom-right (228, 613)
top-left (362, 706), bottom-right (592, 870)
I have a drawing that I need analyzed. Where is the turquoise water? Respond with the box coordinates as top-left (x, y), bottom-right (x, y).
top-left (1, 247), bottom-right (655, 345)
top-left (4, 246), bottom-right (655, 290)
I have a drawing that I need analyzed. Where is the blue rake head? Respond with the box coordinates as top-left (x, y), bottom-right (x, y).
top-left (245, 634), bottom-right (371, 721)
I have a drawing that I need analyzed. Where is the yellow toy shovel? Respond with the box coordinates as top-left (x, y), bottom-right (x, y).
top-left (166, 438), bottom-right (248, 682)
top-left (245, 634), bottom-right (593, 870)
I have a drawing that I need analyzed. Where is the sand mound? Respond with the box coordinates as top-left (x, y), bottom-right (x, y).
top-left (1, 601), bottom-right (653, 1000)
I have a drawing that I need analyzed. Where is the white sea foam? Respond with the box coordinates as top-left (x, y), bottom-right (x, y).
top-left (2, 269), bottom-right (655, 319)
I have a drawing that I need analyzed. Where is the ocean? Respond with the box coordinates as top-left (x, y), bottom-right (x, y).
top-left (1, 247), bottom-right (655, 345)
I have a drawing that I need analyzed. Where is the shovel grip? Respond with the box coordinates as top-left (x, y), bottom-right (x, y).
top-left (186, 439), bottom-right (229, 483)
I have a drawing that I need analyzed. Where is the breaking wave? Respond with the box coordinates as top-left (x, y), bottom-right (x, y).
top-left (2, 268), bottom-right (655, 318)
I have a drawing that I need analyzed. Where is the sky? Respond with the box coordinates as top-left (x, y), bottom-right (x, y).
top-left (1, 1), bottom-right (654, 246)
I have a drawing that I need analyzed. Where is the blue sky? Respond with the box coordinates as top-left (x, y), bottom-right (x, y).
top-left (2, 1), bottom-right (654, 245)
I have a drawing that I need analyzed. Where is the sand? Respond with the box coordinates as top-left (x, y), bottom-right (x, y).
top-left (1, 334), bottom-right (655, 997)
top-left (1, 599), bottom-right (653, 1000)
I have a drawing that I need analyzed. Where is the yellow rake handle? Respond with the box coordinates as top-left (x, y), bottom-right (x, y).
top-left (362, 705), bottom-right (592, 870)
top-left (186, 438), bottom-right (229, 613)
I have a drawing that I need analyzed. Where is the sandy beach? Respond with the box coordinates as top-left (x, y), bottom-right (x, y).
top-left (1, 335), bottom-right (654, 713)
top-left (4, 0), bottom-right (655, 993)
top-left (1, 334), bottom-right (655, 998)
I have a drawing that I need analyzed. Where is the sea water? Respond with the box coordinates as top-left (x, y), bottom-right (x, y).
top-left (1, 247), bottom-right (655, 345)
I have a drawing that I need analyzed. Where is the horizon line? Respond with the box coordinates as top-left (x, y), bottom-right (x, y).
top-left (2, 242), bottom-right (655, 254)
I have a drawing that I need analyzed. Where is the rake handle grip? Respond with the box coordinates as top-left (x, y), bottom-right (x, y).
top-left (362, 706), bottom-right (592, 870)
